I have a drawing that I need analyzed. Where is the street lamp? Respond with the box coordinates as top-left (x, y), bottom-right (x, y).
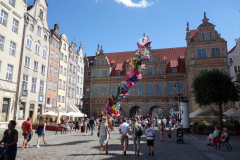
top-left (173, 80), bottom-right (184, 120)
top-left (81, 86), bottom-right (90, 116)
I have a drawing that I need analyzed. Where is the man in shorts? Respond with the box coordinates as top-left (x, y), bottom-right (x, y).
top-left (145, 123), bottom-right (155, 156)
top-left (21, 117), bottom-right (33, 150)
top-left (119, 117), bottom-right (130, 156)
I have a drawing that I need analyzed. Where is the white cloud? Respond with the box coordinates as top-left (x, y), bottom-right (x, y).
top-left (115, 0), bottom-right (154, 8)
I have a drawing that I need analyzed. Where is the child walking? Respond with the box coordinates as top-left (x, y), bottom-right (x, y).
top-left (167, 128), bottom-right (171, 142)
top-left (145, 123), bottom-right (155, 156)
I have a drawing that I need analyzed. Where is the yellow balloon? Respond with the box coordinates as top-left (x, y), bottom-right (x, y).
top-left (112, 105), bottom-right (117, 110)
top-left (130, 58), bottom-right (135, 69)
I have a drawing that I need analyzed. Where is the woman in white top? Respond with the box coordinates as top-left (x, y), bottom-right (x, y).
top-left (169, 119), bottom-right (172, 128)
top-left (84, 118), bottom-right (89, 135)
top-left (158, 119), bottom-right (165, 141)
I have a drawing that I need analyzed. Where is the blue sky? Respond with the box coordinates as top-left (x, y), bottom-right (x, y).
top-left (28, 0), bottom-right (240, 56)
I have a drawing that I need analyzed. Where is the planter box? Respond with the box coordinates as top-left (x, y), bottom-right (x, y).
top-left (47, 126), bottom-right (58, 131)
top-left (32, 125), bottom-right (37, 129)
top-left (197, 128), bottom-right (204, 135)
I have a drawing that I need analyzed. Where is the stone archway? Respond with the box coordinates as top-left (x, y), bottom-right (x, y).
top-left (149, 106), bottom-right (163, 117)
top-left (130, 106), bottom-right (142, 118)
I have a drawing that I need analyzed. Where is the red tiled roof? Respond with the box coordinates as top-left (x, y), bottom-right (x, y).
top-left (86, 56), bottom-right (95, 67)
top-left (228, 45), bottom-right (236, 54)
top-left (190, 29), bottom-right (198, 39)
top-left (170, 60), bottom-right (178, 68)
top-left (115, 63), bottom-right (123, 71)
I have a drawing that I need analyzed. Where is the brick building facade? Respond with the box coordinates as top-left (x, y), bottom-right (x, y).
top-left (84, 15), bottom-right (231, 119)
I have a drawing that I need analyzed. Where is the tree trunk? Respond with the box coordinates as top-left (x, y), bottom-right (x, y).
top-left (219, 103), bottom-right (223, 127)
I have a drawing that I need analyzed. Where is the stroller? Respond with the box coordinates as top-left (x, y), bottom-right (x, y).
top-left (176, 128), bottom-right (184, 144)
top-left (0, 147), bottom-right (6, 160)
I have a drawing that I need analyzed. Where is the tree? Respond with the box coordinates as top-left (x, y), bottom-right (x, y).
top-left (236, 70), bottom-right (240, 83)
top-left (191, 70), bottom-right (240, 126)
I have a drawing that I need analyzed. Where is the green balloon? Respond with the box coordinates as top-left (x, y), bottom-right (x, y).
top-left (114, 94), bottom-right (118, 102)
top-left (117, 86), bottom-right (120, 93)
top-left (135, 62), bottom-right (138, 70)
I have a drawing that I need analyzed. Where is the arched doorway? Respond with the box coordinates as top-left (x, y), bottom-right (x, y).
top-left (150, 106), bottom-right (163, 117)
top-left (130, 106), bottom-right (142, 118)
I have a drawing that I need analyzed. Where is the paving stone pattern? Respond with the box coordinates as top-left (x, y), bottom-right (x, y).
top-left (11, 127), bottom-right (240, 160)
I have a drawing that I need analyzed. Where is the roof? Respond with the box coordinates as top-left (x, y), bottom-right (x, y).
top-left (86, 47), bottom-right (187, 75)
top-left (228, 45), bottom-right (236, 54)
top-left (190, 29), bottom-right (198, 39)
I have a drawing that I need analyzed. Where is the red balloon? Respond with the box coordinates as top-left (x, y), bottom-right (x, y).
top-left (102, 110), bottom-right (106, 116)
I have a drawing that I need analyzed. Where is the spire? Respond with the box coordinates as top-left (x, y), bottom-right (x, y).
top-left (186, 21), bottom-right (189, 31)
top-left (204, 12), bottom-right (206, 19)
top-left (80, 41), bottom-right (82, 47)
top-left (202, 12), bottom-right (209, 23)
top-left (97, 44), bottom-right (99, 51)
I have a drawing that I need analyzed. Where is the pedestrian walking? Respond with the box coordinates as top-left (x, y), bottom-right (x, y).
top-left (175, 119), bottom-right (184, 140)
top-left (145, 123), bottom-right (155, 156)
top-left (36, 118), bottom-right (47, 148)
top-left (21, 117), bottom-right (32, 150)
top-left (74, 120), bottom-right (79, 131)
top-left (119, 117), bottom-right (130, 156)
top-left (0, 120), bottom-right (18, 160)
top-left (172, 118), bottom-right (176, 129)
top-left (131, 118), bottom-right (143, 156)
top-left (98, 116), bottom-right (111, 155)
top-left (151, 117), bottom-right (156, 129)
top-left (158, 119), bottom-right (165, 141)
top-left (162, 117), bottom-right (167, 127)
top-left (84, 118), bottom-right (89, 135)
top-left (89, 116), bottom-right (96, 136)
top-left (169, 119), bottom-right (172, 128)
top-left (167, 128), bottom-right (172, 142)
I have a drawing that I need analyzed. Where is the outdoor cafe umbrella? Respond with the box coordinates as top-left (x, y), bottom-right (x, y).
top-left (229, 110), bottom-right (240, 118)
top-left (194, 108), bottom-right (220, 118)
top-left (40, 111), bottom-right (58, 117)
top-left (223, 108), bottom-right (237, 117)
top-left (189, 108), bottom-right (203, 118)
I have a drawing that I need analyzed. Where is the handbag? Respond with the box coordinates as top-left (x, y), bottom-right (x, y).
top-left (97, 131), bottom-right (99, 137)
top-left (35, 126), bottom-right (39, 134)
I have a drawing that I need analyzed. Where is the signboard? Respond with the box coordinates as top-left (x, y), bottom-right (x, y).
top-left (22, 91), bottom-right (28, 97)
top-left (39, 95), bottom-right (43, 102)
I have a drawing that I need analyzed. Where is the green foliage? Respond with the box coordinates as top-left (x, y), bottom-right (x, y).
top-left (212, 121), bottom-right (218, 127)
top-left (222, 119), bottom-right (226, 123)
top-left (192, 121), bottom-right (201, 129)
top-left (202, 120), bottom-right (208, 125)
top-left (236, 70), bottom-right (240, 83)
top-left (191, 70), bottom-right (240, 126)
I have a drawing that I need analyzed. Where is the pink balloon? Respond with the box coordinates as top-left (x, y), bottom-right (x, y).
top-left (106, 103), bottom-right (111, 110)
top-left (127, 69), bottom-right (135, 78)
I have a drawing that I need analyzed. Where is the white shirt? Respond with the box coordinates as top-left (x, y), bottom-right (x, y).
top-left (157, 119), bottom-right (161, 124)
top-left (176, 122), bottom-right (183, 128)
top-left (143, 120), bottom-right (148, 126)
top-left (162, 119), bottom-right (167, 125)
top-left (145, 128), bottom-right (155, 140)
top-left (119, 122), bottom-right (130, 137)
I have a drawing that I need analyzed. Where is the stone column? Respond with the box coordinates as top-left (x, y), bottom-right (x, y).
top-left (180, 101), bottom-right (190, 133)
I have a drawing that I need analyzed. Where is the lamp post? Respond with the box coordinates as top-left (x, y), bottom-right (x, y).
top-left (173, 80), bottom-right (184, 120)
top-left (81, 87), bottom-right (90, 117)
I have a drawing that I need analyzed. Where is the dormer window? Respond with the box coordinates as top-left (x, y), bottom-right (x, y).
top-left (202, 33), bottom-right (205, 41)
top-left (116, 71), bottom-right (121, 76)
top-left (172, 68), bottom-right (177, 73)
top-left (39, 10), bottom-right (43, 19)
top-left (9, 0), bottom-right (15, 6)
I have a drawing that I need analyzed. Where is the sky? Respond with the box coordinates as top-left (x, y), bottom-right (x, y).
top-left (27, 0), bottom-right (240, 57)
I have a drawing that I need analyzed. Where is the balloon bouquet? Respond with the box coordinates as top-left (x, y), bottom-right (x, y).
top-left (102, 36), bottom-right (152, 124)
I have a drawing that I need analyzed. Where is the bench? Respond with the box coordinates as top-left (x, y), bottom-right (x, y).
top-left (216, 136), bottom-right (232, 151)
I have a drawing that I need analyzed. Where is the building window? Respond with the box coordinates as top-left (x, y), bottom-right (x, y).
top-left (49, 65), bottom-right (53, 75)
top-left (76, 87), bottom-right (79, 94)
top-left (35, 44), bottom-right (40, 54)
top-left (54, 67), bottom-right (58, 77)
top-left (22, 74), bottom-right (28, 90)
top-left (51, 50), bottom-right (54, 59)
top-left (110, 85), bottom-right (116, 95)
top-left (60, 53), bottom-right (63, 60)
top-left (167, 83), bottom-right (174, 95)
top-left (172, 68), bottom-right (177, 73)
top-left (211, 47), bottom-right (221, 58)
top-left (31, 77), bottom-right (37, 92)
top-left (80, 77), bottom-right (82, 84)
top-left (102, 70), bottom-right (107, 77)
top-left (234, 66), bottom-right (240, 73)
top-left (26, 38), bottom-right (32, 49)
top-left (33, 61), bottom-right (38, 71)
top-left (39, 80), bottom-right (44, 94)
top-left (87, 72), bottom-right (91, 78)
top-left (52, 98), bottom-right (55, 107)
top-left (64, 68), bottom-right (66, 76)
top-left (209, 32), bottom-right (212, 41)
top-left (55, 53), bottom-right (59, 62)
top-left (156, 84), bottom-right (163, 95)
top-left (148, 56), bottom-right (151, 62)
top-left (147, 84), bottom-right (154, 95)
top-left (70, 64), bottom-right (72, 71)
top-left (29, 24), bottom-right (34, 31)
top-left (62, 96), bottom-right (65, 102)
top-left (12, 19), bottom-right (19, 33)
top-left (101, 86), bottom-right (107, 96)
top-left (0, 36), bottom-right (4, 51)
top-left (68, 88), bottom-right (71, 97)
top-left (62, 81), bottom-right (66, 90)
top-left (57, 95), bottom-right (61, 102)
top-left (56, 41), bottom-right (59, 48)
top-left (42, 48), bottom-right (47, 58)
top-left (137, 84), bottom-right (143, 95)
top-left (69, 76), bottom-right (71, 83)
top-left (116, 71), bottom-right (121, 76)
top-left (77, 76), bottom-right (79, 83)
top-left (129, 86), bottom-right (135, 95)
top-left (37, 26), bottom-right (42, 36)
top-left (0, 10), bottom-right (8, 26)
top-left (81, 67), bottom-right (83, 74)
top-left (201, 69), bottom-right (208, 73)
top-left (53, 82), bottom-right (56, 91)
top-left (158, 71), bottom-right (161, 75)
top-left (65, 55), bottom-right (67, 62)
top-left (94, 70), bottom-right (99, 78)
top-left (93, 86), bottom-right (99, 96)
top-left (9, 41), bottom-right (16, 56)
top-left (102, 60), bottom-right (104, 65)
top-left (72, 77), bottom-right (75, 84)
top-left (44, 35), bottom-right (47, 41)
top-left (73, 66), bottom-right (76, 73)
top-left (63, 43), bottom-right (66, 50)
top-left (6, 64), bottom-right (13, 81)
top-left (176, 83), bottom-right (183, 94)
top-left (9, 0), bottom-right (15, 6)
top-left (72, 89), bottom-right (74, 98)
top-left (59, 79), bottom-right (62, 89)
top-left (77, 65), bottom-right (80, 72)
top-left (197, 49), bottom-right (206, 59)
top-left (39, 9), bottom-right (43, 19)
top-left (60, 66), bottom-right (63, 74)
top-left (48, 81), bottom-right (52, 90)
top-left (41, 65), bottom-right (45, 74)
top-left (147, 68), bottom-right (153, 75)
top-left (80, 88), bottom-right (82, 95)
top-left (202, 33), bottom-right (205, 41)
top-left (25, 57), bottom-right (30, 68)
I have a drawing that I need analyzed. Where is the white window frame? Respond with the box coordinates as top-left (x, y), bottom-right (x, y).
top-left (55, 53), bottom-right (59, 62)
top-left (62, 81), bottom-right (66, 90)
top-left (54, 67), bottom-right (58, 77)
top-left (37, 26), bottom-right (42, 36)
top-left (64, 68), bottom-right (66, 76)
top-left (42, 48), bottom-right (47, 58)
top-left (80, 77), bottom-right (82, 84)
top-left (63, 43), bottom-right (66, 50)
top-left (0, 10), bottom-right (8, 26)
top-left (31, 77), bottom-right (37, 92)
top-left (65, 55), bottom-right (67, 62)
top-left (62, 96), bottom-right (65, 102)
top-left (24, 57), bottom-right (31, 68)
top-left (35, 43), bottom-right (40, 54)
top-left (50, 65), bottom-right (53, 75)
top-left (12, 19), bottom-right (19, 33)
top-left (6, 64), bottom-right (13, 81)
top-left (9, 41), bottom-right (16, 56)
top-left (59, 79), bottom-right (62, 89)
top-left (48, 80), bottom-right (52, 90)
top-left (53, 82), bottom-right (56, 91)
top-left (51, 50), bottom-right (54, 59)
top-left (26, 38), bottom-right (32, 50)
top-left (22, 74), bottom-right (28, 90)
top-left (9, 0), bottom-right (15, 6)
top-left (33, 61), bottom-right (39, 72)
top-left (60, 66), bottom-right (63, 74)
top-left (0, 35), bottom-right (5, 51)
top-left (57, 95), bottom-right (61, 102)
top-left (39, 80), bottom-right (44, 94)
top-left (41, 65), bottom-right (45, 74)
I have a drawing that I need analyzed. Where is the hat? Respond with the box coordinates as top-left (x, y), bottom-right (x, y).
top-left (102, 116), bottom-right (107, 123)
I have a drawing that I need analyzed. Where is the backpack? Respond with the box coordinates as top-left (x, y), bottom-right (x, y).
top-left (134, 124), bottom-right (143, 137)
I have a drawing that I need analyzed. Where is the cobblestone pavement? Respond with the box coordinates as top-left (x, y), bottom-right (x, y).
top-left (10, 127), bottom-right (240, 160)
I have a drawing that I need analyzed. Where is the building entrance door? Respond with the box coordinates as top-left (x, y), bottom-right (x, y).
top-left (29, 111), bottom-right (34, 118)
top-left (1, 98), bottom-right (10, 122)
